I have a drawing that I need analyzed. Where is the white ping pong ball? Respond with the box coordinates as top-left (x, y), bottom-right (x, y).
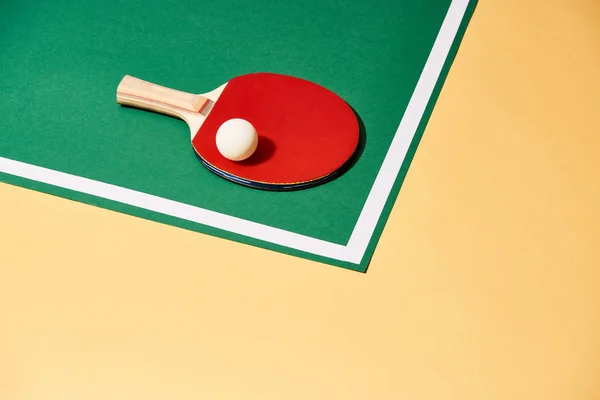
top-left (215, 118), bottom-right (258, 161)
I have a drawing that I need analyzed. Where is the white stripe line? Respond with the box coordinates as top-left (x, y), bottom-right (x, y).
top-left (345, 0), bottom-right (471, 264)
top-left (0, 0), bottom-right (471, 266)
top-left (0, 157), bottom-right (350, 261)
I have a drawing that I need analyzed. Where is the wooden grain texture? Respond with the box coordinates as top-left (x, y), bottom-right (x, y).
top-left (2, 0), bottom-right (600, 399)
top-left (116, 75), bottom-right (209, 120)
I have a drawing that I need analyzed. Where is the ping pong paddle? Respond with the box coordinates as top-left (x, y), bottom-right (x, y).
top-left (116, 72), bottom-right (359, 190)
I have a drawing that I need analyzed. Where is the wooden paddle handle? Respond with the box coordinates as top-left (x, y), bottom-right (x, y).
top-left (116, 75), bottom-right (208, 119)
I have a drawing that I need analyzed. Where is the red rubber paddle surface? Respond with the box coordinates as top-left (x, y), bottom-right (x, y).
top-left (192, 73), bottom-right (359, 185)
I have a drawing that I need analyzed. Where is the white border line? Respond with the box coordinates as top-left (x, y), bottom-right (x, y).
top-left (0, 0), bottom-right (470, 266)
top-left (0, 157), bottom-right (350, 261)
top-left (346, 0), bottom-right (470, 263)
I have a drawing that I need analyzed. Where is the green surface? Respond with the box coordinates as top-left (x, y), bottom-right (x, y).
top-left (0, 0), bottom-right (476, 272)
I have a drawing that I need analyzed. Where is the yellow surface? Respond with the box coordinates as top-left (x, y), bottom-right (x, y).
top-left (2, 1), bottom-right (600, 398)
